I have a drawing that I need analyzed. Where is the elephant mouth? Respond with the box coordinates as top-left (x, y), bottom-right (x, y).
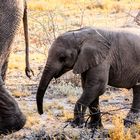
top-left (54, 67), bottom-right (71, 79)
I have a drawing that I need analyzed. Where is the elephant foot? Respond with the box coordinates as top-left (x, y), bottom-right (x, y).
top-left (0, 112), bottom-right (26, 135)
top-left (124, 112), bottom-right (140, 127)
top-left (71, 117), bottom-right (85, 128)
top-left (87, 119), bottom-right (103, 129)
top-left (124, 118), bottom-right (136, 128)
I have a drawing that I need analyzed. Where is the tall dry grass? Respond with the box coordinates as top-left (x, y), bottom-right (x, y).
top-left (28, 0), bottom-right (140, 12)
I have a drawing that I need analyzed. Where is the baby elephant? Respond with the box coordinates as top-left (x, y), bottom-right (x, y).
top-left (36, 27), bottom-right (140, 128)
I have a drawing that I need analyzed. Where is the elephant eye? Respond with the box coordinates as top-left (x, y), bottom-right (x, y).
top-left (59, 56), bottom-right (66, 62)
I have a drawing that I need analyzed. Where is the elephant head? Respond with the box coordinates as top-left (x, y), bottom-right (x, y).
top-left (36, 27), bottom-right (111, 115)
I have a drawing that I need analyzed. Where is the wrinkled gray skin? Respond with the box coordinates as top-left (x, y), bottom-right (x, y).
top-left (36, 27), bottom-right (140, 128)
top-left (0, 0), bottom-right (33, 134)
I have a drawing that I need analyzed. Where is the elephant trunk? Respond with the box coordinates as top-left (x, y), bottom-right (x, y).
top-left (36, 65), bottom-right (55, 115)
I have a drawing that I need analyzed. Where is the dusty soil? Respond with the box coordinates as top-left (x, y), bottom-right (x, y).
top-left (4, 76), bottom-right (133, 140)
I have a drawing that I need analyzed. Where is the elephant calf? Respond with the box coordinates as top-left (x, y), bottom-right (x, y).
top-left (36, 27), bottom-right (140, 128)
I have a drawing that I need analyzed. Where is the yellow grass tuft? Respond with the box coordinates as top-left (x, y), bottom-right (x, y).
top-left (25, 115), bottom-right (40, 128)
top-left (62, 110), bottom-right (73, 121)
top-left (109, 116), bottom-right (132, 140)
top-left (12, 91), bottom-right (30, 98)
top-left (67, 95), bottom-right (77, 104)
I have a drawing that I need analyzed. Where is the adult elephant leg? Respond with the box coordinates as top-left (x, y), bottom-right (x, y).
top-left (0, 0), bottom-right (27, 134)
top-left (0, 77), bottom-right (26, 134)
top-left (88, 97), bottom-right (103, 128)
top-left (72, 73), bottom-right (87, 127)
top-left (124, 85), bottom-right (140, 127)
top-left (1, 55), bottom-right (10, 81)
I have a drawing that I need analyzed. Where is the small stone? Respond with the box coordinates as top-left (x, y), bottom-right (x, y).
top-left (53, 110), bottom-right (64, 117)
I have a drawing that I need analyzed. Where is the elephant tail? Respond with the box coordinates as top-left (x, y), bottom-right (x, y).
top-left (23, 1), bottom-right (34, 78)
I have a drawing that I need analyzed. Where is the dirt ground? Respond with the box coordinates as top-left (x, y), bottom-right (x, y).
top-left (0, 2), bottom-right (140, 139)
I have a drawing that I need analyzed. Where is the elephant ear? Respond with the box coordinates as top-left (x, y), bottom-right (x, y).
top-left (73, 39), bottom-right (110, 74)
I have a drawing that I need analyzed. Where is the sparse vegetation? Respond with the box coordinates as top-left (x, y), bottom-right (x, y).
top-left (110, 115), bottom-right (131, 140)
top-left (109, 115), bottom-right (140, 140)
top-left (28, 0), bottom-right (140, 12)
top-left (12, 91), bottom-right (31, 98)
top-left (1, 0), bottom-right (140, 139)
top-left (26, 116), bottom-right (40, 128)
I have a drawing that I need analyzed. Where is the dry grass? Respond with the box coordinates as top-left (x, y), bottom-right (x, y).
top-left (67, 95), bottom-right (77, 104)
top-left (109, 115), bottom-right (131, 140)
top-left (61, 110), bottom-right (74, 121)
top-left (109, 115), bottom-right (140, 140)
top-left (8, 51), bottom-right (46, 71)
top-left (25, 116), bottom-right (40, 128)
top-left (44, 102), bottom-right (64, 112)
top-left (12, 91), bottom-right (31, 98)
top-left (28, 0), bottom-right (140, 12)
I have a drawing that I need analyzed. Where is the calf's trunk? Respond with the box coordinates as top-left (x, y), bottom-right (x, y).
top-left (36, 66), bottom-right (55, 114)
